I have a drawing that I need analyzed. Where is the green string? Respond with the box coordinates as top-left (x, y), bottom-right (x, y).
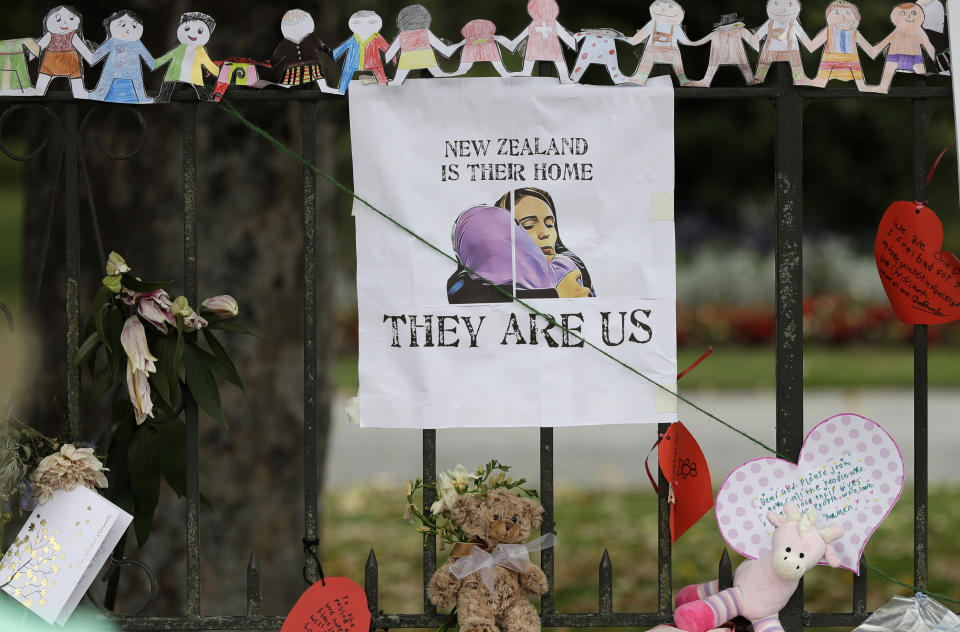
top-left (217, 97), bottom-right (781, 457)
top-left (217, 98), bottom-right (957, 607)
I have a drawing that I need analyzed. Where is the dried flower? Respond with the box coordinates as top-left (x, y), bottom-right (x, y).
top-left (105, 252), bottom-right (130, 276)
top-left (201, 295), bottom-right (239, 319)
top-left (31, 444), bottom-right (108, 504)
top-left (102, 275), bottom-right (122, 293)
top-left (183, 308), bottom-right (208, 333)
top-left (170, 296), bottom-right (208, 332)
top-left (171, 296), bottom-right (191, 317)
top-left (121, 316), bottom-right (158, 375)
top-left (137, 290), bottom-right (176, 334)
top-left (126, 361), bottom-right (154, 425)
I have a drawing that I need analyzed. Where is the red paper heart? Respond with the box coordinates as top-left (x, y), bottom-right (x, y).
top-left (875, 201), bottom-right (960, 325)
top-left (281, 577), bottom-right (371, 632)
top-left (658, 422), bottom-right (713, 543)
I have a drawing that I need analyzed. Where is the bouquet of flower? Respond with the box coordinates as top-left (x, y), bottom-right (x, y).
top-left (404, 460), bottom-right (539, 547)
top-left (0, 415), bottom-right (59, 530)
top-left (74, 252), bottom-right (249, 545)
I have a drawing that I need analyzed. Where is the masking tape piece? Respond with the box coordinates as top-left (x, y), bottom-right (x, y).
top-left (652, 192), bottom-right (674, 221)
top-left (654, 381), bottom-right (678, 414)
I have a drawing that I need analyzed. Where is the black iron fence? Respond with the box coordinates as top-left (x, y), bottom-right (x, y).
top-left (0, 63), bottom-right (949, 630)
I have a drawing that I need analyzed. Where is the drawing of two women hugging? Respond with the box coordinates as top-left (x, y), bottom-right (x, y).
top-left (447, 187), bottom-right (596, 304)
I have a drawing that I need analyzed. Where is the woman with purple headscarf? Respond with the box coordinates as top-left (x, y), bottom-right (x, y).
top-left (447, 187), bottom-right (595, 304)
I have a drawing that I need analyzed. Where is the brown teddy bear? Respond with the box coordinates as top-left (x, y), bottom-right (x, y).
top-left (428, 488), bottom-right (550, 632)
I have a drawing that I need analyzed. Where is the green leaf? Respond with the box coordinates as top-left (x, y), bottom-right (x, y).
top-left (74, 332), bottom-right (101, 368)
top-left (128, 425), bottom-right (162, 547)
top-left (104, 412), bottom-right (135, 503)
top-left (120, 274), bottom-right (174, 293)
top-left (81, 368), bottom-right (114, 405)
top-left (194, 335), bottom-right (245, 393)
top-left (207, 320), bottom-right (256, 336)
top-left (92, 286), bottom-right (113, 349)
top-left (149, 336), bottom-right (178, 407)
top-left (103, 305), bottom-right (124, 361)
top-left (157, 421), bottom-right (187, 497)
top-left (183, 344), bottom-right (224, 425)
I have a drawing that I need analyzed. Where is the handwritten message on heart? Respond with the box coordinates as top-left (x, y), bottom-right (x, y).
top-left (281, 577), bottom-right (370, 632)
top-left (658, 422), bottom-right (713, 543)
top-left (715, 413), bottom-right (903, 574)
top-left (875, 201), bottom-right (960, 325)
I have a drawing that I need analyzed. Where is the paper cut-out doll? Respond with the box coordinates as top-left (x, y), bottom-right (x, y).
top-left (871, 3), bottom-right (936, 93)
top-left (917, 0), bottom-right (949, 73)
top-left (687, 14), bottom-right (760, 87)
top-left (501, 0), bottom-right (576, 82)
top-left (807, 1), bottom-right (877, 90)
top-left (35, 5), bottom-right (94, 98)
top-left (753, 0), bottom-right (817, 85)
top-left (153, 12), bottom-right (218, 102)
top-left (332, 10), bottom-right (390, 93)
top-left (211, 58), bottom-right (273, 102)
top-left (450, 19), bottom-right (514, 77)
top-left (89, 10), bottom-right (155, 103)
top-left (570, 29), bottom-right (628, 84)
top-left (385, 5), bottom-right (462, 85)
top-left (272, 9), bottom-right (338, 93)
top-left (0, 38), bottom-right (41, 94)
top-left (623, 1), bottom-right (694, 86)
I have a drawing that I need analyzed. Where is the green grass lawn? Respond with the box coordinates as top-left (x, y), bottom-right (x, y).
top-left (322, 485), bottom-right (960, 630)
top-left (336, 342), bottom-right (960, 392)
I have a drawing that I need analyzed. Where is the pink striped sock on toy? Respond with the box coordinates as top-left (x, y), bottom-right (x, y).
top-left (751, 615), bottom-right (785, 632)
top-left (702, 587), bottom-right (744, 624)
top-left (698, 580), bottom-right (721, 598)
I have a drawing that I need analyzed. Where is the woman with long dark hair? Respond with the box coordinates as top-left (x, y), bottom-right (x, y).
top-left (447, 187), bottom-right (595, 304)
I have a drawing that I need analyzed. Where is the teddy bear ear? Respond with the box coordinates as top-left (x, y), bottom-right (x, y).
top-left (450, 494), bottom-right (482, 530)
top-left (523, 497), bottom-right (545, 529)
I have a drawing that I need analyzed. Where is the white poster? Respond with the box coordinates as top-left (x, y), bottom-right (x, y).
top-left (350, 77), bottom-right (677, 429)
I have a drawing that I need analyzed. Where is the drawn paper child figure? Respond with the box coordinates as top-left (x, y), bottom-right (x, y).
top-left (450, 19), bottom-right (515, 77)
top-left (871, 3), bottom-right (936, 93)
top-left (89, 10), bottom-right (155, 103)
top-left (502, 0), bottom-right (576, 82)
top-left (272, 9), bottom-right (338, 93)
top-left (807, 1), bottom-right (877, 90)
top-left (623, 0), bottom-right (694, 86)
top-left (917, 0), bottom-right (949, 73)
top-left (153, 12), bottom-right (218, 103)
top-left (753, 0), bottom-right (817, 85)
top-left (35, 5), bottom-right (94, 98)
top-left (687, 14), bottom-right (760, 87)
top-left (332, 11), bottom-right (390, 94)
top-left (0, 38), bottom-right (41, 94)
top-left (570, 29), bottom-right (628, 83)
top-left (385, 5), bottom-right (462, 85)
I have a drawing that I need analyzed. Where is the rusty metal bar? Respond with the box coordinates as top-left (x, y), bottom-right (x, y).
top-left (64, 102), bottom-right (80, 442)
top-left (540, 427), bottom-right (556, 614)
top-left (912, 92), bottom-right (929, 593)
top-left (182, 101), bottom-right (202, 618)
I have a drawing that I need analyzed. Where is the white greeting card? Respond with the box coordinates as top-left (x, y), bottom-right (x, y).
top-left (0, 486), bottom-right (132, 625)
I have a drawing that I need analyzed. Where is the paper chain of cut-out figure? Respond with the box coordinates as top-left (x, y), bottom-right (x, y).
top-left (0, 0), bottom-right (950, 100)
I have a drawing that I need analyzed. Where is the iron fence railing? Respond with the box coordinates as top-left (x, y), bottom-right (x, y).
top-left (0, 62), bottom-right (950, 630)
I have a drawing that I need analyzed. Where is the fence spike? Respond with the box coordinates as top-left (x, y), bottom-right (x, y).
top-left (718, 548), bottom-right (733, 591)
top-left (246, 551), bottom-right (262, 616)
top-left (853, 554), bottom-right (867, 614)
top-left (365, 548), bottom-right (379, 616)
top-left (599, 549), bottom-right (613, 614)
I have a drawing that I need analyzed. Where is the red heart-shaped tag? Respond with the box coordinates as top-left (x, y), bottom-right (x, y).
top-left (658, 422), bottom-right (713, 543)
top-left (281, 577), bottom-right (371, 632)
top-left (875, 201), bottom-right (960, 325)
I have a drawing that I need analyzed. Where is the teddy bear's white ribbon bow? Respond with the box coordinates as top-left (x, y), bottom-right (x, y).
top-left (448, 533), bottom-right (556, 592)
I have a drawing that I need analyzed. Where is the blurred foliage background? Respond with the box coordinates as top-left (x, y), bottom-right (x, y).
top-left (0, 0), bottom-right (958, 625)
